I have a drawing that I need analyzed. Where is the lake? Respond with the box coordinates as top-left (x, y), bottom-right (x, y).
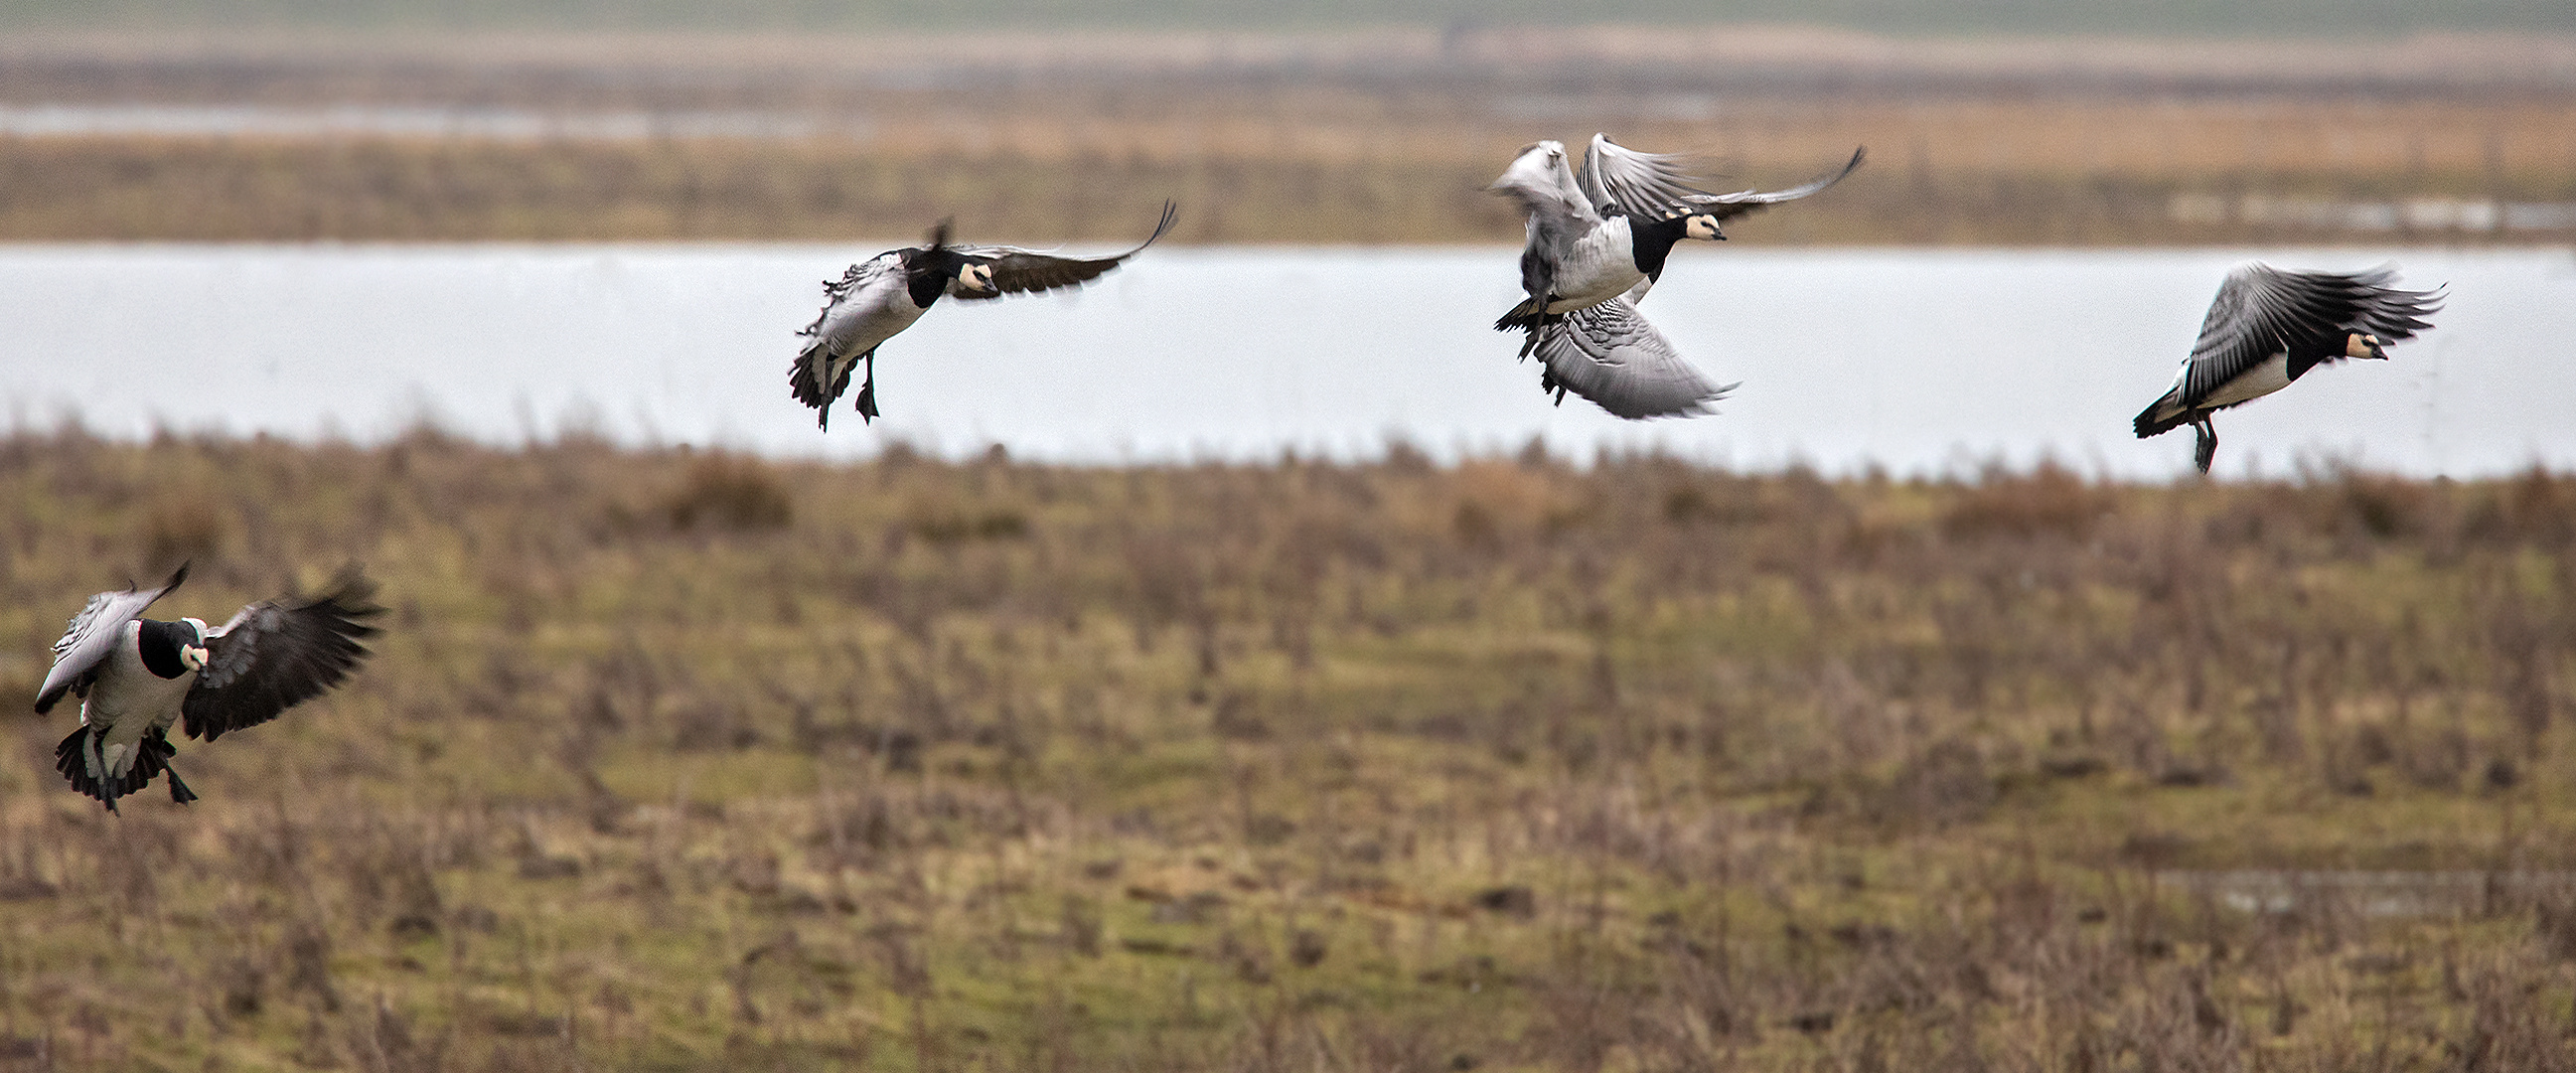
top-left (2, 244), bottom-right (2569, 477)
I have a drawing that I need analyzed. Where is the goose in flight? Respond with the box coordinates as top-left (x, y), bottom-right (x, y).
top-left (1488, 135), bottom-right (1862, 418)
top-left (34, 564), bottom-right (383, 812)
top-left (2134, 264), bottom-right (2441, 473)
top-left (792, 202), bottom-right (1178, 428)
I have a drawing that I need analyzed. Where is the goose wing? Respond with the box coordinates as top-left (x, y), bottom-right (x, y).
top-left (1534, 298), bottom-right (1737, 420)
top-left (1490, 141), bottom-right (1600, 231)
top-left (1581, 134), bottom-right (1721, 217)
top-left (36, 565), bottom-right (187, 714)
top-left (181, 567), bottom-right (383, 742)
top-left (2177, 263), bottom-right (2443, 403)
top-left (949, 202), bottom-right (1177, 301)
top-left (1668, 147), bottom-right (1867, 224)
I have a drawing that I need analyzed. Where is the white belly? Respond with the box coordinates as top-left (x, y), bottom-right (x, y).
top-left (2200, 352), bottom-right (2293, 408)
top-left (815, 276), bottom-right (928, 359)
top-left (83, 637), bottom-right (193, 778)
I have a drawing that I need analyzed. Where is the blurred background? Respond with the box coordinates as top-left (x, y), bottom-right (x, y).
top-left (2, 4), bottom-right (2574, 1072)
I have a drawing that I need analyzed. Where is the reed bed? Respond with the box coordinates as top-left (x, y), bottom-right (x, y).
top-left (0, 78), bottom-right (2570, 242)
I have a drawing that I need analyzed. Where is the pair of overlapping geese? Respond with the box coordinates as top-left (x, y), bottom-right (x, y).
top-left (39, 133), bottom-right (2441, 812)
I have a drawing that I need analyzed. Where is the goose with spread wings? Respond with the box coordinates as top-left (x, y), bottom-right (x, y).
top-left (1488, 135), bottom-right (1862, 418)
top-left (34, 564), bottom-right (383, 812)
top-left (791, 202), bottom-right (1178, 428)
top-left (2134, 263), bottom-right (2441, 473)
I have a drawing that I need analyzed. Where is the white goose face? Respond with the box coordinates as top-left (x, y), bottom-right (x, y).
top-left (957, 263), bottom-right (996, 295)
top-left (1683, 214), bottom-right (1724, 240)
top-left (179, 617), bottom-right (209, 672)
top-left (2346, 332), bottom-right (2386, 360)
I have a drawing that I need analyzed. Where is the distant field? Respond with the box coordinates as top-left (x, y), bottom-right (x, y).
top-left (0, 31), bottom-right (2570, 243)
top-left (4, 0), bottom-right (2572, 36)
top-left (0, 433), bottom-right (2571, 1070)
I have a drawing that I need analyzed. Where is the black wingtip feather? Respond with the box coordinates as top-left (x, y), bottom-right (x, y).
top-left (184, 568), bottom-right (386, 743)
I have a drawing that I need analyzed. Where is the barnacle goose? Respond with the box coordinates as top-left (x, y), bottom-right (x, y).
top-left (34, 564), bottom-right (383, 812)
top-left (1488, 135), bottom-right (1862, 418)
top-left (2134, 263), bottom-right (2442, 473)
top-left (791, 202), bottom-right (1178, 428)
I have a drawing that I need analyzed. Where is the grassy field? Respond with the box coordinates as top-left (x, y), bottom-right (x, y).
top-left (0, 431), bottom-right (2571, 1070)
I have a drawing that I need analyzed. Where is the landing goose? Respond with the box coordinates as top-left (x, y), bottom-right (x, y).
top-left (1488, 136), bottom-right (1860, 418)
top-left (35, 565), bottom-right (383, 812)
top-left (2134, 264), bottom-right (2441, 473)
top-left (791, 202), bottom-right (1178, 428)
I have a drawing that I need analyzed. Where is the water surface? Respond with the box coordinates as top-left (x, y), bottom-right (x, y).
top-left (3, 244), bottom-right (2569, 476)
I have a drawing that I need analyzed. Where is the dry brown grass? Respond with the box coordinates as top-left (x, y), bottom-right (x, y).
top-left (0, 430), bottom-right (2571, 1070)
top-left (1, 30), bottom-right (2572, 243)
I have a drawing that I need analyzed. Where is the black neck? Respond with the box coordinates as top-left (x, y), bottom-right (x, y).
top-left (136, 619), bottom-right (192, 679)
top-left (1627, 215), bottom-right (1692, 281)
top-left (2284, 330), bottom-right (2349, 382)
top-left (904, 250), bottom-right (955, 309)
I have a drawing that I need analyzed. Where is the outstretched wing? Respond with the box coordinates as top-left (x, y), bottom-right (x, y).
top-left (182, 567), bottom-right (384, 742)
top-left (36, 564), bottom-right (187, 714)
top-left (949, 201), bottom-right (1178, 301)
top-left (1581, 134), bottom-right (1722, 218)
top-left (2179, 263), bottom-right (2443, 403)
top-left (1533, 298), bottom-right (1737, 420)
top-left (1671, 146), bottom-right (1867, 224)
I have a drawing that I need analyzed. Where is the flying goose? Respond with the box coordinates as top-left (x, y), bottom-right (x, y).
top-left (1488, 136), bottom-right (1861, 418)
top-left (35, 564), bottom-right (383, 812)
top-left (2134, 264), bottom-right (2441, 473)
top-left (1488, 136), bottom-right (1864, 335)
top-left (792, 202), bottom-right (1178, 428)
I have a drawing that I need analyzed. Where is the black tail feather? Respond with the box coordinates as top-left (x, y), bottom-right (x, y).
top-left (56, 724), bottom-right (188, 813)
top-left (1493, 297), bottom-right (1551, 335)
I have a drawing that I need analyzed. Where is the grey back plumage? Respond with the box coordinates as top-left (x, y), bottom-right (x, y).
top-left (36, 564), bottom-right (187, 714)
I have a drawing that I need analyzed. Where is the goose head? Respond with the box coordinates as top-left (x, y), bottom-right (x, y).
top-left (136, 618), bottom-right (207, 680)
top-left (955, 261), bottom-right (998, 298)
top-left (1682, 212), bottom-right (1727, 241)
top-left (2346, 332), bottom-right (2387, 360)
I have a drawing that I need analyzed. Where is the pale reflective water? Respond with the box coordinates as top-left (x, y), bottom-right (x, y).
top-left (2, 244), bottom-right (2570, 477)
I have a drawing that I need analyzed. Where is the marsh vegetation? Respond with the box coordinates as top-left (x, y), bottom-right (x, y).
top-left (0, 431), bottom-right (2571, 1070)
